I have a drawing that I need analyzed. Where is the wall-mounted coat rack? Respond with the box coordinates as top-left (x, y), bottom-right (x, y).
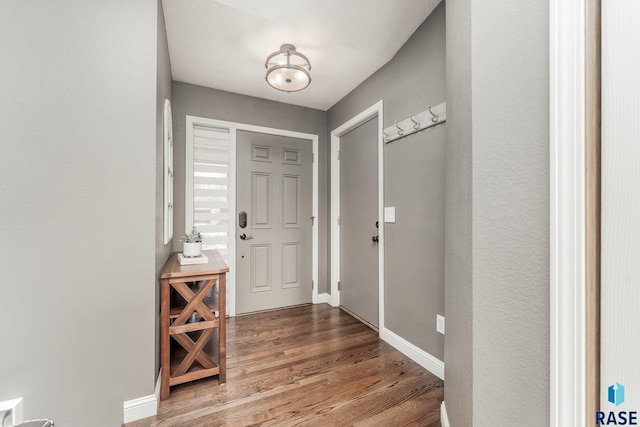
top-left (383, 101), bottom-right (446, 144)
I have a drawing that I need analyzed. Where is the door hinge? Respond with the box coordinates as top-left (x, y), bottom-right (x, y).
top-left (338, 281), bottom-right (341, 291)
top-left (312, 280), bottom-right (315, 290)
top-left (337, 216), bottom-right (341, 226)
top-left (311, 216), bottom-right (316, 226)
top-left (337, 150), bottom-right (341, 160)
top-left (312, 152), bottom-right (315, 163)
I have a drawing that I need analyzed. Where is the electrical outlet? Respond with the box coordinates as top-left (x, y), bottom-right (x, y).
top-left (0, 398), bottom-right (23, 427)
top-left (436, 315), bottom-right (445, 335)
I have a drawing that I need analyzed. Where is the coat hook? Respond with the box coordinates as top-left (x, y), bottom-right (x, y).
top-left (410, 114), bottom-right (420, 130)
top-left (428, 105), bottom-right (439, 123)
top-left (395, 121), bottom-right (404, 136)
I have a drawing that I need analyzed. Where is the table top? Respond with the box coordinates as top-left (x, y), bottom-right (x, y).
top-left (160, 250), bottom-right (229, 279)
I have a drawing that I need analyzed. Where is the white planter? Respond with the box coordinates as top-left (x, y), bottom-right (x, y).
top-left (182, 242), bottom-right (202, 257)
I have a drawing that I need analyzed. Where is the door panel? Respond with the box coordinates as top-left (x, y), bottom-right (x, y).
top-left (282, 242), bottom-right (300, 288)
top-left (340, 117), bottom-right (379, 327)
top-left (282, 175), bottom-right (301, 227)
top-left (237, 131), bottom-right (312, 314)
top-left (250, 244), bottom-right (271, 292)
top-left (283, 148), bottom-right (301, 164)
top-left (251, 172), bottom-right (272, 228)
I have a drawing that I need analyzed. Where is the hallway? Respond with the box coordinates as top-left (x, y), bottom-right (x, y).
top-left (127, 304), bottom-right (443, 426)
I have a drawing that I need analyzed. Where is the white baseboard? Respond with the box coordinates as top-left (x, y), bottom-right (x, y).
top-left (155, 369), bottom-right (161, 402)
top-left (123, 372), bottom-right (161, 424)
top-left (330, 291), bottom-right (340, 307)
top-left (441, 401), bottom-right (450, 427)
top-left (314, 292), bottom-right (330, 304)
top-left (380, 327), bottom-right (444, 380)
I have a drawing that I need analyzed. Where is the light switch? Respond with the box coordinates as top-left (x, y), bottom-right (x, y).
top-left (384, 206), bottom-right (396, 223)
top-left (436, 315), bottom-right (445, 335)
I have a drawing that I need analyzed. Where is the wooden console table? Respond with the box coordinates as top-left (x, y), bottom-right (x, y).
top-left (159, 250), bottom-right (228, 400)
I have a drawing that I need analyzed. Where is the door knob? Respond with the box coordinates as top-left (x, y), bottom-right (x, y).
top-left (239, 233), bottom-right (253, 240)
top-left (372, 235), bottom-right (379, 243)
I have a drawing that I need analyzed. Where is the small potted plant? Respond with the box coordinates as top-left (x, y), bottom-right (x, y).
top-left (181, 226), bottom-right (204, 257)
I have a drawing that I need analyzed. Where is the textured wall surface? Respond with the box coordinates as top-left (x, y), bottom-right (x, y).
top-left (471, 1), bottom-right (550, 425)
top-left (171, 82), bottom-right (329, 292)
top-left (328, 3), bottom-right (446, 360)
top-left (0, 1), bottom-right (158, 425)
top-left (155, 0), bottom-right (173, 380)
top-left (444, 1), bottom-right (549, 425)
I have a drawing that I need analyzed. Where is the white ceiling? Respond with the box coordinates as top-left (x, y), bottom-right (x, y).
top-left (162, 0), bottom-right (441, 111)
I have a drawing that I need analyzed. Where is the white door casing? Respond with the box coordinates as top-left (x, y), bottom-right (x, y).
top-left (550, 0), bottom-right (588, 425)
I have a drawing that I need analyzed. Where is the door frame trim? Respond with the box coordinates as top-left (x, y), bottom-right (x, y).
top-left (330, 100), bottom-right (384, 330)
top-left (185, 115), bottom-right (319, 317)
top-left (550, 0), bottom-right (590, 425)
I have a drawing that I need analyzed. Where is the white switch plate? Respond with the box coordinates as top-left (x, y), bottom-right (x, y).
top-left (436, 315), bottom-right (445, 335)
top-left (384, 206), bottom-right (396, 223)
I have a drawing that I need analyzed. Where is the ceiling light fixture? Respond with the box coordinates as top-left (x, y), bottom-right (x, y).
top-left (265, 44), bottom-right (311, 92)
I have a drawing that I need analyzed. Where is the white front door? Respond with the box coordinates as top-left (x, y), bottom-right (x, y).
top-left (235, 130), bottom-right (313, 314)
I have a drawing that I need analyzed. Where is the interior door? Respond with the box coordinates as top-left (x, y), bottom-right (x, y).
top-left (236, 131), bottom-right (312, 314)
top-left (340, 117), bottom-right (379, 327)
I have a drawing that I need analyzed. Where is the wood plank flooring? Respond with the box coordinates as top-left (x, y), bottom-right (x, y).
top-left (125, 304), bottom-right (443, 427)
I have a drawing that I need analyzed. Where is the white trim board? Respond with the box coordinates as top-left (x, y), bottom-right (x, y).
top-left (122, 394), bottom-right (158, 424)
top-left (440, 401), bottom-right (450, 427)
top-left (381, 327), bottom-right (444, 380)
top-left (382, 101), bottom-right (446, 144)
top-left (549, 0), bottom-right (587, 426)
top-left (186, 116), bottom-right (320, 316)
top-left (123, 395), bottom-right (157, 424)
top-left (315, 293), bottom-right (330, 304)
top-left (123, 370), bottom-right (161, 424)
top-left (330, 101), bottom-right (385, 332)
top-left (155, 369), bottom-right (161, 405)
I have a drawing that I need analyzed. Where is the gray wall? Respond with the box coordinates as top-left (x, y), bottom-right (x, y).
top-left (445, 1), bottom-right (550, 425)
top-left (328, 3), bottom-right (446, 360)
top-left (171, 82), bottom-right (329, 293)
top-left (472, 2), bottom-right (550, 424)
top-left (444, 0), bottom-right (473, 424)
top-left (155, 0), bottom-right (173, 379)
top-left (0, 1), bottom-right (158, 425)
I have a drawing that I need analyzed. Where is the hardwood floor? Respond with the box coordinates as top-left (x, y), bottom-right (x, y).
top-left (125, 304), bottom-right (443, 427)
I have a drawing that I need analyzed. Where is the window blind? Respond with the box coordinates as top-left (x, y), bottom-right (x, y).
top-left (192, 126), bottom-right (230, 261)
